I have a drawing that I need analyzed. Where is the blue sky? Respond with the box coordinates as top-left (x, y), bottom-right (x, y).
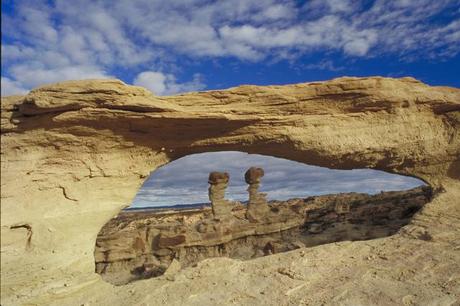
top-left (1, 0), bottom-right (460, 96)
top-left (132, 152), bottom-right (424, 208)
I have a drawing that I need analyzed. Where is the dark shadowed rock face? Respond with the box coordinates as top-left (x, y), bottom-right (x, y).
top-left (244, 167), bottom-right (264, 184)
top-left (95, 186), bottom-right (433, 285)
top-left (208, 172), bottom-right (229, 184)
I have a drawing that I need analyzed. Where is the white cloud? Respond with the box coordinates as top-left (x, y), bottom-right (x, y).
top-left (134, 72), bottom-right (167, 95)
top-left (218, 15), bottom-right (381, 58)
top-left (305, 0), bottom-right (358, 14)
top-left (303, 60), bottom-right (344, 71)
top-left (259, 4), bottom-right (296, 20)
top-left (1, 44), bottom-right (36, 61)
top-left (110, 0), bottom-right (455, 60)
top-left (133, 71), bottom-right (206, 95)
top-left (325, 0), bottom-right (356, 13)
top-left (1, 0), bottom-right (154, 95)
top-left (9, 65), bottom-right (112, 90)
top-left (4, 1), bottom-right (459, 63)
top-left (344, 38), bottom-right (373, 56)
top-left (355, 0), bottom-right (460, 58)
top-left (18, 6), bottom-right (58, 45)
top-left (1, 77), bottom-right (29, 97)
top-left (220, 25), bottom-right (300, 49)
top-left (1, 0), bottom-right (458, 94)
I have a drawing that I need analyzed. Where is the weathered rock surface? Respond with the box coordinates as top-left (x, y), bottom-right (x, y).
top-left (245, 167), bottom-right (270, 221)
top-left (208, 171), bottom-right (233, 220)
top-left (95, 186), bottom-right (432, 285)
top-left (1, 77), bottom-right (459, 305)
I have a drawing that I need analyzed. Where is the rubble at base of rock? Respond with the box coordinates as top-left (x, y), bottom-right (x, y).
top-left (95, 185), bottom-right (433, 285)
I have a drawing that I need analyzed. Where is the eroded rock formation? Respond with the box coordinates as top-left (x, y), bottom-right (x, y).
top-left (245, 167), bottom-right (270, 221)
top-left (1, 77), bottom-right (459, 305)
top-left (208, 171), bottom-right (233, 220)
top-left (95, 186), bottom-right (433, 285)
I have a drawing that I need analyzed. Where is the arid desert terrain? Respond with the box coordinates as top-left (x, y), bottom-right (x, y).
top-left (1, 76), bottom-right (459, 305)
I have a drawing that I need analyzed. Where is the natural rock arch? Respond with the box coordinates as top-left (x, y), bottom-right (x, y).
top-left (1, 77), bottom-right (459, 305)
top-left (94, 151), bottom-right (430, 285)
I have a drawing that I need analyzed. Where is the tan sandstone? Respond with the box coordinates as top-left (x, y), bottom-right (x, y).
top-left (94, 186), bottom-right (432, 285)
top-left (1, 77), bottom-right (459, 305)
top-left (245, 167), bottom-right (270, 222)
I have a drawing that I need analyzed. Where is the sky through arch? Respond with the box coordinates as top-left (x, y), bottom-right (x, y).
top-left (130, 151), bottom-right (425, 208)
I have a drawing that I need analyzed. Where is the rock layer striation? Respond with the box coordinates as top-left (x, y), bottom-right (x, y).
top-left (95, 186), bottom-right (432, 285)
top-left (1, 77), bottom-right (459, 305)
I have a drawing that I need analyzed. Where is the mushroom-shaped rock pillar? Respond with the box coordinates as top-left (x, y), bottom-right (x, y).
top-left (245, 167), bottom-right (270, 222)
top-left (208, 171), bottom-right (233, 220)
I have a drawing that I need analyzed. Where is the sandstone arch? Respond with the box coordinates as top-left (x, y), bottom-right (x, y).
top-left (94, 153), bottom-right (430, 286)
top-left (1, 77), bottom-right (459, 305)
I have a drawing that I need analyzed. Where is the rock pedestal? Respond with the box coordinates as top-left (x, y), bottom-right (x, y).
top-left (208, 172), bottom-right (233, 220)
top-left (245, 167), bottom-right (270, 222)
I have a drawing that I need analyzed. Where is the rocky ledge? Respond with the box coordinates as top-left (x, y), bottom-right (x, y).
top-left (96, 186), bottom-right (432, 285)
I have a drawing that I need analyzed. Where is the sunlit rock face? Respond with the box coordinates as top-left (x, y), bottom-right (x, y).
top-left (244, 167), bottom-right (270, 221)
top-left (208, 171), bottom-right (233, 220)
top-left (1, 77), bottom-right (459, 305)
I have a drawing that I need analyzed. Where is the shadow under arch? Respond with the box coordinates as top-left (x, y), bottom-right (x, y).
top-left (94, 151), bottom-right (433, 285)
